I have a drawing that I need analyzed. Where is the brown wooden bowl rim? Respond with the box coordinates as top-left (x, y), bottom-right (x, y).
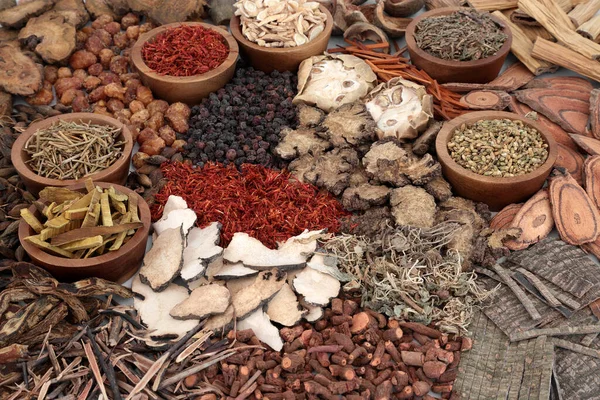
top-left (18, 182), bottom-right (151, 269)
top-left (11, 113), bottom-right (133, 188)
top-left (130, 22), bottom-right (239, 83)
top-left (405, 7), bottom-right (513, 67)
top-left (229, 5), bottom-right (333, 53)
top-left (435, 111), bottom-right (558, 184)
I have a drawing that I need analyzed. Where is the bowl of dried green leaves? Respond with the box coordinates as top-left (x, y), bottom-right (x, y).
top-left (436, 111), bottom-right (558, 211)
top-left (11, 113), bottom-right (133, 196)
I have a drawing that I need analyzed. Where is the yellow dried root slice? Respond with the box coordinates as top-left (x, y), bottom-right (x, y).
top-left (51, 222), bottom-right (143, 246)
top-left (45, 215), bottom-right (69, 229)
top-left (100, 192), bottom-right (113, 227)
top-left (38, 187), bottom-right (82, 203)
top-left (81, 189), bottom-right (102, 228)
top-left (505, 189), bottom-right (554, 250)
top-left (108, 212), bottom-right (131, 251)
top-left (20, 208), bottom-right (43, 233)
top-left (85, 178), bottom-right (95, 193)
top-left (61, 236), bottom-right (104, 252)
top-left (64, 207), bottom-right (89, 220)
top-left (25, 235), bottom-right (75, 258)
top-left (170, 284), bottom-right (231, 320)
top-left (128, 193), bottom-right (140, 224)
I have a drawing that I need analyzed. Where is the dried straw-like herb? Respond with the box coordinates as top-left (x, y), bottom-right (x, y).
top-left (414, 10), bottom-right (508, 61)
top-left (321, 222), bottom-right (497, 334)
top-left (24, 120), bottom-right (125, 180)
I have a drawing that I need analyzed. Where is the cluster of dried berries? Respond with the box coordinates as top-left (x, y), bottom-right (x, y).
top-left (184, 67), bottom-right (298, 168)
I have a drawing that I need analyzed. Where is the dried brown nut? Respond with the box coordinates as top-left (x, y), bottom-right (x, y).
top-left (104, 21), bottom-right (121, 36)
top-left (113, 109), bottom-right (132, 124)
top-left (73, 69), bottom-right (88, 81)
top-left (99, 71), bottom-right (120, 85)
top-left (107, 99), bottom-right (124, 113)
top-left (72, 93), bottom-right (90, 112)
top-left (92, 14), bottom-right (113, 30)
top-left (86, 63), bottom-right (103, 77)
top-left (172, 139), bottom-right (186, 152)
top-left (158, 125), bottom-right (176, 146)
top-left (55, 77), bottom-right (83, 98)
top-left (136, 86), bottom-right (154, 105)
top-left (60, 88), bottom-right (80, 105)
top-left (26, 81), bottom-right (53, 106)
top-left (104, 82), bottom-right (126, 100)
top-left (69, 50), bottom-right (97, 69)
top-left (110, 55), bottom-right (129, 75)
top-left (57, 67), bottom-right (73, 79)
top-left (140, 136), bottom-right (166, 156)
top-left (147, 112), bottom-right (165, 132)
top-left (92, 29), bottom-right (112, 47)
top-left (126, 25), bottom-right (140, 41)
top-left (85, 35), bottom-right (106, 55)
top-left (84, 76), bottom-right (102, 91)
top-left (133, 152), bottom-right (150, 168)
top-left (98, 48), bottom-right (114, 68)
top-left (113, 32), bottom-right (128, 49)
top-left (89, 85), bottom-right (107, 102)
top-left (165, 102), bottom-right (191, 133)
top-left (137, 127), bottom-right (158, 144)
top-left (129, 100), bottom-right (145, 114)
top-left (121, 13), bottom-right (140, 29)
top-left (43, 66), bottom-right (59, 84)
top-left (147, 99), bottom-right (169, 115)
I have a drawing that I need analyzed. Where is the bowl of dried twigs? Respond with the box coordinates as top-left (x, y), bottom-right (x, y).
top-left (436, 111), bottom-right (558, 211)
top-left (405, 7), bottom-right (512, 83)
top-left (11, 113), bottom-right (133, 197)
top-left (18, 182), bottom-right (151, 283)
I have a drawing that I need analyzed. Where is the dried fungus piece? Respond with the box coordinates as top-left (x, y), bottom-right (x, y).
top-left (180, 223), bottom-right (223, 281)
top-left (0, 0), bottom-right (55, 28)
top-left (390, 185), bottom-right (436, 228)
top-left (170, 284), bottom-right (230, 320)
top-left (0, 44), bottom-right (43, 96)
top-left (362, 139), bottom-right (409, 187)
top-left (490, 203), bottom-right (523, 230)
top-left (231, 269), bottom-right (287, 319)
top-left (424, 176), bottom-right (452, 202)
top-left (293, 266), bottom-right (340, 306)
top-left (238, 308), bottom-right (283, 351)
top-left (342, 183), bottom-right (391, 211)
top-left (132, 275), bottom-right (199, 341)
top-left (139, 227), bottom-right (185, 292)
top-left (18, 11), bottom-right (76, 64)
top-left (267, 283), bottom-right (306, 326)
top-left (294, 54), bottom-right (377, 112)
top-left (275, 126), bottom-right (331, 160)
top-left (504, 189), bottom-right (554, 251)
top-left (297, 103), bottom-right (325, 126)
top-left (549, 168), bottom-right (600, 246)
top-left (366, 77), bottom-right (433, 140)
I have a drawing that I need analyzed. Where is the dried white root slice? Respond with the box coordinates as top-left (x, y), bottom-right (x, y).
top-left (139, 227), bottom-right (184, 292)
top-left (205, 256), bottom-right (224, 280)
top-left (232, 269), bottom-right (287, 319)
top-left (267, 284), bottom-right (306, 326)
top-left (153, 208), bottom-right (197, 236)
top-left (160, 195), bottom-right (188, 219)
top-left (180, 222), bottom-right (224, 281)
top-left (214, 262), bottom-right (259, 280)
top-left (224, 233), bottom-right (307, 270)
top-left (307, 253), bottom-right (354, 281)
top-left (293, 267), bottom-right (340, 306)
top-left (226, 275), bottom-right (257, 296)
top-left (170, 284), bottom-right (231, 320)
top-left (238, 308), bottom-right (284, 351)
top-left (204, 304), bottom-right (235, 333)
top-left (277, 229), bottom-right (326, 256)
top-left (300, 298), bottom-right (324, 322)
top-left (132, 275), bottom-right (199, 340)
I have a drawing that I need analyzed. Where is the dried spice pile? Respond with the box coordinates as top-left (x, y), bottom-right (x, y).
top-left (184, 67), bottom-right (298, 169)
top-left (142, 25), bottom-right (229, 76)
top-left (150, 162), bottom-right (348, 248)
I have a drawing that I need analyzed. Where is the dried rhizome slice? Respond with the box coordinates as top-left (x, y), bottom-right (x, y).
top-left (139, 227), bottom-right (185, 292)
top-left (226, 275), bottom-right (257, 296)
top-left (238, 308), bottom-right (283, 351)
top-left (571, 134), bottom-right (600, 156)
top-left (204, 305), bottom-right (235, 332)
top-left (214, 262), bottom-right (258, 280)
top-left (170, 284), bottom-right (231, 320)
top-left (293, 267), bottom-right (341, 306)
top-left (153, 208), bottom-right (197, 236)
top-left (180, 222), bottom-right (223, 281)
top-left (584, 156), bottom-right (600, 210)
top-left (266, 283), bottom-right (306, 326)
top-left (300, 298), bottom-right (324, 322)
top-left (132, 275), bottom-right (199, 341)
top-left (504, 189), bottom-right (554, 251)
top-left (231, 269), bottom-right (287, 319)
top-left (549, 168), bottom-right (600, 245)
top-left (555, 143), bottom-right (585, 185)
top-left (490, 203), bottom-right (523, 230)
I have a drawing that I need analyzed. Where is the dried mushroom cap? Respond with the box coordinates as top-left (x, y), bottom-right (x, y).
top-left (267, 283), bottom-right (307, 326)
top-left (139, 227), bottom-right (185, 292)
top-left (238, 308), bottom-right (284, 351)
top-left (366, 77), bottom-right (433, 141)
top-left (300, 298), bottom-right (324, 322)
top-left (132, 275), bottom-right (199, 341)
top-left (294, 54), bottom-right (377, 112)
top-left (153, 208), bottom-right (197, 236)
top-left (170, 284), bottom-right (231, 320)
top-left (293, 266), bottom-right (340, 305)
top-left (274, 126), bottom-right (331, 160)
top-left (231, 269), bottom-right (287, 319)
top-left (180, 222), bottom-right (224, 282)
top-left (204, 304), bottom-right (235, 332)
top-left (390, 185), bottom-right (436, 228)
top-left (214, 262), bottom-right (259, 280)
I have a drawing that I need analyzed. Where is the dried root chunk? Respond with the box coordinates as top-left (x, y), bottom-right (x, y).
top-left (302, 148), bottom-right (360, 196)
top-left (320, 102), bottom-right (376, 147)
top-left (204, 304), bottom-right (235, 332)
top-left (344, 22), bottom-right (388, 46)
top-left (490, 203), bottom-right (523, 230)
top-left (84, 0), bottom-right (118, 19)
top-left (363, 139), bottom-right (410, 187)
top-left (52, 0), bottom-right (89, 28)
top-left (571, 134), bottom-right (600, 156)
top-left (340, 206), bottom-right (394, 236)
top-left (300, 298), bottom-right (324, 322)
top-left (487, 227), bottom-right (522, 249)
top-left (214, 262), bottom-right (258, 280)
top-left (293, 267), bottom-right (341, 306)
top-left (180, 223), bottom-right (223, 281)
top-left (0, 0), bottom-right (55, 29)
top-left (504, 189), bottom-right (554, 251)
top-left (277, 229), bottom-right (324, 256)
top-left (439, 197), bottom-right (487, 230)
top-left (297, 103), bottom-right (325, 127)
top-left (153, 208), bottom-right (197, 236)
top-left (412, 120), bottom-right (443, 156)
top-left (390, 186), bottom-right (436, 228)
top-left (18, 12), bottom-right (76, 64)
top-left (238, 308), bottom-right (283, 351)
top-left (436, 209), bottom-right (477, 269)
top-left (170, 284), bottom-right (231, 320)
top-left (139, 227), bottom-right (185, 292)
top-left (275, 126), bottom-right (331, 160)
top-left (398, 153), bottom-right (441, 185)
top-left (129, 0), bottom-right (208, 25)
top-left (294, 54), bottom-right (377, 112)
top-left (266, 283), bottom-right (306, 326)
top-left (342, 183), bottom-right (391, 211)
top-left (424, 176), bottom-right (452, 202)
top-left (224, 233), bottom-right (308, 270)
top-left (132, 275), bottom-right (199, 341)
top-left (549, 168), bottom-right (600, 245)
top-left (205, 256), bottom-right (224, 280)
top-left (0, 44), bottom-right (43, 96)
top-left (365, 78), bottom-right (433, 141)
top-left (231, 269), bottom-right (287, 319)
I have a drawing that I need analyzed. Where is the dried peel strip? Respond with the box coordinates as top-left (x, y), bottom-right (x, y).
top-left (504, 190), bottom-right (554, 251)
top-left (549, 169), bottom-right (600, 246)
top-left (490, 203), bottom-right (523, 230)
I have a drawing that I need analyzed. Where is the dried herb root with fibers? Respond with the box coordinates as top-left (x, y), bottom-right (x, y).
top-left (142, 25), bottom-right (229, 77)
top-left (447, 119), bottom-right (548, 177)
top-left (414, 10), bottom-right (508, 61)
top-left (151, 162), bottom-right (348, 248)
top-left (24, 120), bottom-right (125, 180)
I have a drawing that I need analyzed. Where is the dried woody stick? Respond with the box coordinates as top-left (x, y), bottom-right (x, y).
top-left (492, 264), bottom-right (541, 321)
top-left (492, 11), bottom-right (557, 75)
top-left (511, 325), bottom-right (600, 342)
top-left (532, 38), bottom-right (600, 82)
top-left (577, 14), bottom-right (600, 41)
top-left (568, 0), bottom-right (600, 27)
top-left (467, 0), bottom-right (518, 11)
top-left (515, 268), bottom-right (562, 308)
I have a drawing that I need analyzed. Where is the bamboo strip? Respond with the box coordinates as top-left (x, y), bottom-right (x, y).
top-left (468, 0), bottom-right (516, 10)
top-left (532, 38), bottom-right (600, 82)
top-left (519, 0), bottom-right (600, 60)
top-left (568, 0), bottom-right (600, 26)
top-left (492, 11), bottom-right (557, 75)
top-left (577, 14), bottom-right (600, 41)
top-left (510, 324), bottom-right (600, 342)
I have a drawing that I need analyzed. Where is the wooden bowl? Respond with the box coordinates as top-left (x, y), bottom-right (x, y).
top-left (18, 182), bottom-right (151, 283)
top-left (435, 111), bottom-right (558, 211)
top-left (11, 113), bottom-right (133, 197)
top-left (131, 22), bottom-right (239, 105)
top-left (230, 5), bottom-right (333, 73)
top-left (405, 7), bottom-right (512, 83)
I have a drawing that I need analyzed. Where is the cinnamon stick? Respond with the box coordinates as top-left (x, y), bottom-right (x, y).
top-left (577, 14), bottom-right (600, 41)
top-left (531, 38), bottom-right (600, 83)
top-left (568, 0), bottom-right (600, 26)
